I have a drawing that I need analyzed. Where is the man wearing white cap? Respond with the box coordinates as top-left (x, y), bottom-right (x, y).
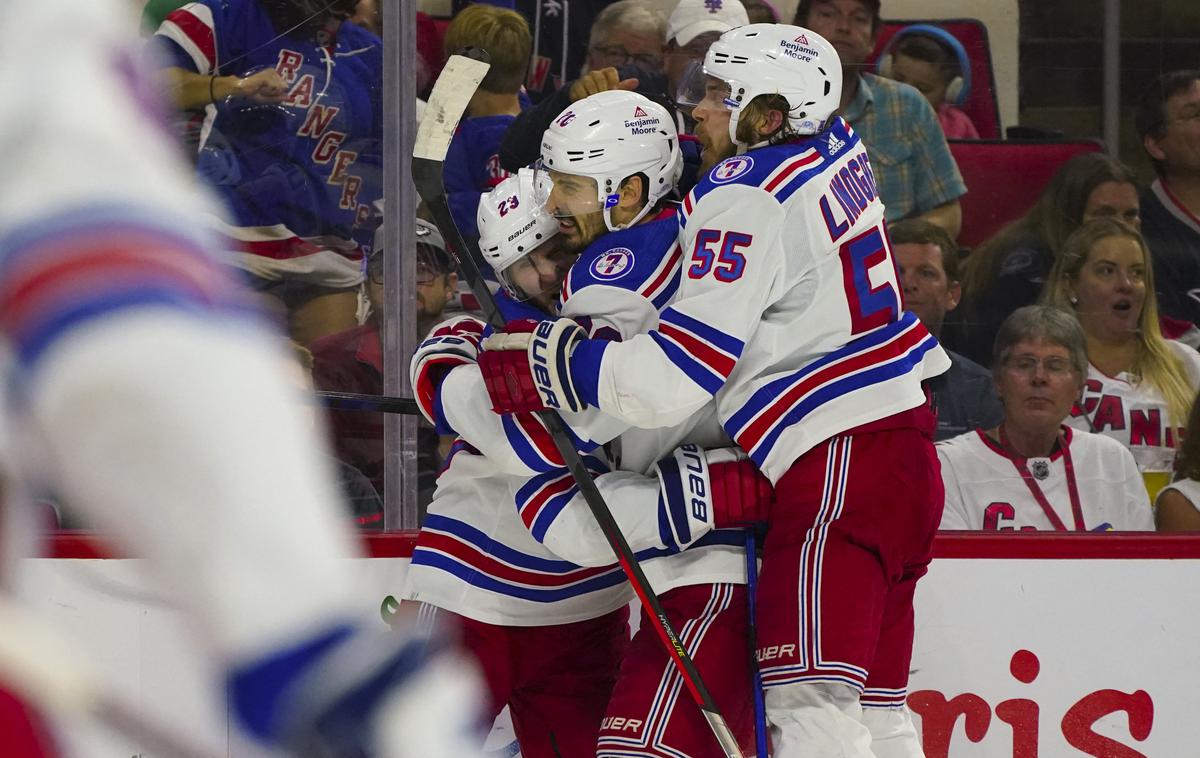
top-left (663, 0), bottom-right (750, 99)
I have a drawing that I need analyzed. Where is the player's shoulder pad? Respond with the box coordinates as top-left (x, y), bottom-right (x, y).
top-left (565, 215), bottom-right (682, 298)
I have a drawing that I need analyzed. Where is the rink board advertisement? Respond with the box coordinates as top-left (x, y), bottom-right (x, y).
top-left (21, 534), bottom-right (1200, 756)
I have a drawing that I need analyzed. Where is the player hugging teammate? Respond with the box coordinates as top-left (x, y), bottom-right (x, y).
top-left (469, 22), bottom-right (953, 758)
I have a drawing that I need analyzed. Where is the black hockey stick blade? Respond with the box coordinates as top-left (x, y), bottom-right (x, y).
top-left (314, 390), bottom-right (419, 416)
top-left (410, 53), bottom-right (743, 758)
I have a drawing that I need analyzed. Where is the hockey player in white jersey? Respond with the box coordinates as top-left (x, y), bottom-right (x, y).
top-left (0, 1), bottom-right (483, 756)
top-left (938, 305), bottom-right (1154, 532)
top-left (478, 25), bottom-right (952, 758)
top-left (403, 170), bottom-right (635, 758)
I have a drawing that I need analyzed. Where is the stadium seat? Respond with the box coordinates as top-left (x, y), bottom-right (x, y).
top-left (870, 19), bottom-right (1002, 139)
top-left (948, 139), bottom-right (1104, 249)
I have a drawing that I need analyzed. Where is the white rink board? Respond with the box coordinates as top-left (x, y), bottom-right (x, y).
top-left (15, 553), bottom-right (1198, 757)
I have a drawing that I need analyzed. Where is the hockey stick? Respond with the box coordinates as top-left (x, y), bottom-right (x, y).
top-left (0, 598), bottom-right (223, 758)
top-left (315, 390), bottom-right (419, 416)
top-left (413, 51), bottom-right (744, 758)
top-left (744, 529), bottom-right (769, 757)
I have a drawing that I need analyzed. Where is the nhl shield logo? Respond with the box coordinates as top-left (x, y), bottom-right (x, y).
top-left (711, 155), bottom-right (754, 183)
top-left (1030, 458), bottom-right (1051, 481)
top-left (591, 247), bottom-right (635, 280)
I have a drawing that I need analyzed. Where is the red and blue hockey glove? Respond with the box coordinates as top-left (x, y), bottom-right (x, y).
top-left (478, 318), bottom-right (587, 414)
top-left (409, 315), bottom-right (486, 424)
top-left (654, 445), bottom-right (773, 551)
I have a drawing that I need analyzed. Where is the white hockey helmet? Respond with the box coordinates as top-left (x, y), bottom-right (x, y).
top-left (539, 90), bottom-right (683, 232)
top-left (703, 23), bottom-right (842, 145)
top-left (477, 168), bottom-right (560, 294)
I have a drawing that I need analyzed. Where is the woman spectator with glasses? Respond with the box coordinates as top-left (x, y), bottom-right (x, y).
top-left (938, 305), bottom-right (1153, 531)
top-left (1042, 218), bottom-right (1200, 501)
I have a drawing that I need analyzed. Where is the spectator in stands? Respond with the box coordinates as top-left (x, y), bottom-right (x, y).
top-left (311, 220), bottom-right (457, 509)
top-left (1155, 387), bottom-right (1200, 530)
top-left (742, 0), bottom-right (780, 24)
top-left (1136, 69), bottom-right (1200, 327)
top-left (952, 153), bottom-right (1140, 366)
top-left (151, 0), bottom-right (382, 345)
top-left (500, 0), bottom-right (748, 194)
top-left (290, 341), bottom-right (384, 528)
top-left (1042, 218), bottom-right (1200, 495)
top-left (795, 0), bottom-right (966, 237)
top-left (581, 1), bottom-right (667, 77)
top-left (350, 0), bottom-right (381, 36)
top-left (938, 305), bottom-right (1154, 531)
top-left (890, 219), bottom-right (1002, 440)
top-left (880, 28), bottom-right (979, 139)
top-left (441, 4), bottom-right (532, 243)
top-left (662, 0), bottom-right (749, 106)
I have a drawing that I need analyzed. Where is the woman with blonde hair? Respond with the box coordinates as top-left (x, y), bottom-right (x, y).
top-left (952, 153), bottom-right (1140, 365)
top-left (1042, 217), bottom-right (1200, 494)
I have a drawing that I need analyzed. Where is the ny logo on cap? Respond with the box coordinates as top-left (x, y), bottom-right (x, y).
top-left (704, 0), bottom-right (723, 12)
top-left (633, 106), bottom-right (648, 117)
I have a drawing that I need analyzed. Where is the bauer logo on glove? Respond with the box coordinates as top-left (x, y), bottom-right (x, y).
top-left (480, 318), bottom-right (587, 414)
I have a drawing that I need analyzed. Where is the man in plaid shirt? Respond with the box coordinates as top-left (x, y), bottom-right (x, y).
top-left (796, 0), bottom-right (967, 238)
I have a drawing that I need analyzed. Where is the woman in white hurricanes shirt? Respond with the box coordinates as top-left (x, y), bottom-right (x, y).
top-left (1041, 218), bottom-right (1200, 499)
top-left (938, 305), bottom-right (1153, 532)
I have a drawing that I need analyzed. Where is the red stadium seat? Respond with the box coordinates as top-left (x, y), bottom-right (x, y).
top-left (948, 140), bottom-right (1104, 249)
top-left (869, 19), bottom-right (1002, 139)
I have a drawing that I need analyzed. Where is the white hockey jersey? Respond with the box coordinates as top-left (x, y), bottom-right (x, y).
top-left (562, 118), bottom-right (951, 483)
top-left (406, 216), bottom-right (744, 625)
top-left (1066, 341), bottom-right (1200, 472)
top-left (938, 427), bottom-right (1154, 531)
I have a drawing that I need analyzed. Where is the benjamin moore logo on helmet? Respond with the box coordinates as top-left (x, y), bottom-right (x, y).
top-left (591, 248), bottom-right (635, 280)
top-left (780, 35), bottom-right (820, 62)
top-left (624, 112), bottom-right (662, 136)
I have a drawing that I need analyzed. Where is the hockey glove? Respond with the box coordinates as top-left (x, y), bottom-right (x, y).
top-left (410, 315), bottom-right (486, 425)
top-left (655, 445), bottom-right (773, 552)
top-left (479, 318), bottom-right (587, 414)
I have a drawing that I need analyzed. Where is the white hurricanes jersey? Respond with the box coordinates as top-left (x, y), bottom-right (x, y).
top-left (1066, 341), bottom-right (1200, 472)
top-left (406, 215), bottom-right (745, 625)
top-left (563, 118), bottom-right (951, 483)
top-left (937, 427), bottom-right (1154, 531)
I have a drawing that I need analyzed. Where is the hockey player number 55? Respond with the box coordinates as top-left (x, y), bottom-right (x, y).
top-left (839, 225), bottom-right (899, 335)
top-left (689, 229), bottom-right (751, 282)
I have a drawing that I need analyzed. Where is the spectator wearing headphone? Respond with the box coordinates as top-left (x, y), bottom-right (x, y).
top-left (878, 25), bottom-right (979, 140)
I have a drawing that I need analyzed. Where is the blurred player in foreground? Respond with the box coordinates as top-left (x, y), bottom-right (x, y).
top-left (0, 1), bottom-right (481, 755)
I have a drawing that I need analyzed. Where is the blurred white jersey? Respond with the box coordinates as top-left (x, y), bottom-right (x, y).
top-left (938, 427), bottom-right (1154, 531)
top-left (0, 2), bottom-right (483, 754)
top-left (1066, 341), bottom-right (1200, 472)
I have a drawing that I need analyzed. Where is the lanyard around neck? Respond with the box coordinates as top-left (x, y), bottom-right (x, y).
top-left (999, 425), bottom-right (1085, 531)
